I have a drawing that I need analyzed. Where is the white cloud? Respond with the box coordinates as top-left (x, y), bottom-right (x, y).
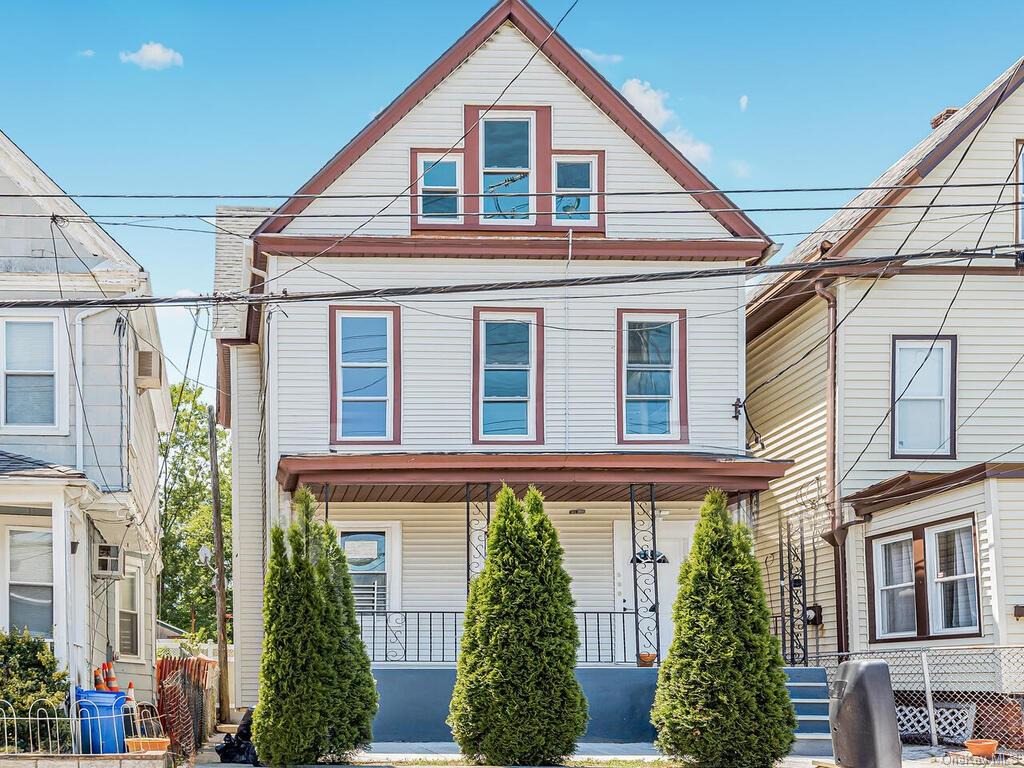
top-left (730, 159), bottom-right (752, 178)
top-left (739, 94), bottom-right (749, 112)
top-left (581, 48), bottom-right (623, 65)
top-left (621, 78), bottom-right (673, 129)
top-left (119, 42), bottom-right (183, 70)
top-left (78, 49), bottom-right (95, 58)
top-left (621, 78), bottom-right (712, 165)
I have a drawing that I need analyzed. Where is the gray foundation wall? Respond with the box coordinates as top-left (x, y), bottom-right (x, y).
top-left (371, 666), bottom-right (657, 743)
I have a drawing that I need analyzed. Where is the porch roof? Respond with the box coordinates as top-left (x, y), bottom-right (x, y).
top-left (0, 450), bottom-right (84, 480)
top-left (277, 451), bottom-right (792, 503)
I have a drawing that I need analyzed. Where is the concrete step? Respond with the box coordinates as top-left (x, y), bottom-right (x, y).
top-left (794, 715), bottom-right (831, 735)
top-left (787, 681), bottom-right (829, 699)
top-left (790, 732), bottom-right (834, 757)
top-left (793, 699), bottom-right (829, 717)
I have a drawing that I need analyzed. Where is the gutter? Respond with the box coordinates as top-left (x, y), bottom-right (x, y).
top-left (813, 280), bottom-right (850, 654)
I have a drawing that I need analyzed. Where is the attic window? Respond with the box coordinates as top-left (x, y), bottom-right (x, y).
top-left (553, 156), bottom-right (597, 225)
top-left (482, 117), bottom-right (533, 222)
top-left (419, 156), bottom-right (462, 222)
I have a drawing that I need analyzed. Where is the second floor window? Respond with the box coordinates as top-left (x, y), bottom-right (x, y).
top-left (482, 117), bottom-right (532, 221)
top-left (2, 319), bottom-right (57, 428)
top-left (553, 157), bottom-right (596, 224)
top-left (475, 310), bottom-right (540, 441)
top-left (619, 311), bottom-right (686, 441)
top-left (892, 336), bottom-right (955, 458)
top-left (332, 307), bottom-right (400, 443)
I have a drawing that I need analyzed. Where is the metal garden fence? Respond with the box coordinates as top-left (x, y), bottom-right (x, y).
top-left (0, 698), bottom-right (163, 755)
top-left (811, 646), bottom-right (1024, 749)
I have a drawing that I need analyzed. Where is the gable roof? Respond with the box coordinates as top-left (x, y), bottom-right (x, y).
top-left (0, 129), bottom-right (141, 272)
top-left (254, 0), bottom-right (770, 246)
top-left (747, 56), bottom-right (1024, 339)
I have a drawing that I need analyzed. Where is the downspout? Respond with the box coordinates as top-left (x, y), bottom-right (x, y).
top-left (814, 280), bottom-right (849, 654)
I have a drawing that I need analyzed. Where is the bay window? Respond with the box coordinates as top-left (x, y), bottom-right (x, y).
top-left (617, 310), bottom-right (687, 442)
top-left (331, 306), bottom-right (401, 444)
top-left (868, 515), bottom-right (979, 642)
top-left (481, 117), bottom-right (533, 222)
top-left (473, 308), bottom-right (542, 442)
top-left (892, 336), bottom-right (956, 458)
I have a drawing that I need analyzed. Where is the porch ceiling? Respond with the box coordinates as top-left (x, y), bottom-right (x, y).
top-left (277, 451), bottom-right (792, 504)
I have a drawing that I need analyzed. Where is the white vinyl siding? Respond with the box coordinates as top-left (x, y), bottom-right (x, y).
top-left (287, 23), bottom-right (731, 240)
top-left (271, 257), bottom-right (745, 455)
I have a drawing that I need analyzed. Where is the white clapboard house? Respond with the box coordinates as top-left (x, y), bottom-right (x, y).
top-left (214, 0), bottom-right (793, 742)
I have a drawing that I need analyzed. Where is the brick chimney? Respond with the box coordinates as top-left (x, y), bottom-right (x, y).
top-left (931, 107), bottom-right (959, 130)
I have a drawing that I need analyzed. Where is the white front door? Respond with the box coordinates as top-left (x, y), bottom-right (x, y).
top-left (614, 519), bottom-right (694, 659)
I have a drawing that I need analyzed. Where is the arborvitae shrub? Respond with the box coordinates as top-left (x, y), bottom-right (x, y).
top-left (252, 486), bottom-right (377, 764)
top-left (651, 489), bottom-right (796, 768)
top-left (449, 485), bottom-right (587, 765)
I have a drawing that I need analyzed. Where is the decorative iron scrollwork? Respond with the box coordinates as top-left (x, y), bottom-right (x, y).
top-left (629, 483), bottom-right (661, 664)
top-left (465, 483), bottom-right (493, 593)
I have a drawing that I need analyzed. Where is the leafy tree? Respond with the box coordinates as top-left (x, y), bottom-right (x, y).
top-left (0, 629), bottom-right (70, 748)
top-left (158, 381), bottom-right (232, 638)
top-left (252, 487), bottom-right (376, 765)
top-left (449, 485), bottom-right (587, 765)
top-left (651, 489), bottom-right (795, 768)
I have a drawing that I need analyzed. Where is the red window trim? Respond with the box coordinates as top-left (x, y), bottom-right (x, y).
top-left (864, 513), bottom-right (982, 644)
top-left (615, 308), bottom-right (689, 445)
top-left (411, 105), bottom-right (605, 234)
top-left (409, 147), bottom-right (465, 225)
top-left (328, 305), bottom-right (402, 446)
top-left (472, 306), bottom-right (545, 445)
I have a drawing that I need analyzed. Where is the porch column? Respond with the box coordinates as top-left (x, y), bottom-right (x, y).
top-left (51, 492), bottom-right (72, 676)
top-left (465, 483), bottom-right (492, 594)
top-left (628, 483), bottom-right (660, 664)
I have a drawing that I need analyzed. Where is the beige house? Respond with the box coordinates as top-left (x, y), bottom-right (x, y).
top-left (746, 56), bottom-right (1024, 662)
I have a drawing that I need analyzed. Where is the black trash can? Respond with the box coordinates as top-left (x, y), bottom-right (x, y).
top-left (829, 659), bottom-right (902, 768)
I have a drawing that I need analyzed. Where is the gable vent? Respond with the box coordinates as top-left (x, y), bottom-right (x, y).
top-left (135, 349), bottom-right (162, 390)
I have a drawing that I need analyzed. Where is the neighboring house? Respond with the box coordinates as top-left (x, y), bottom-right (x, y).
top-left (0, 130), bottom-right (171, 703)
top-left (215, 0), bottom-right (791, 740)
top-left (746, 57), bottom-right (1024, 661)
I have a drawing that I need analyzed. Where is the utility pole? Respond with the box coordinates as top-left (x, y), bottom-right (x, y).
top-left (207, 405), bottom-right (230, 724)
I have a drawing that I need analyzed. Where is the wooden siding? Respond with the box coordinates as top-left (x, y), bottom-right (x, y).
top-left (285, 23), bottom-right (730, 241)
top-left (270, 256), bottom-right (746, 456)
top-left (745, 299), bottom-right (836, 654)
top-left (231, 346), bottom-right (266, 707)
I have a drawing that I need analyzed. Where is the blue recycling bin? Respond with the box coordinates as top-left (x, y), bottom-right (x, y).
top-left (76, 687), bottom-right (127, 754)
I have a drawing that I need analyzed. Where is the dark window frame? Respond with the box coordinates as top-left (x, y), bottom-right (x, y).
top-left (890, 334), bottom-right (957, 460)
top-left (865, 512), bottom-right (982, 644)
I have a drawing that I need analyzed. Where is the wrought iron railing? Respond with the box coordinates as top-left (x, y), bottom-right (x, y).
top-left (355, 610), bottom-right (641, 665)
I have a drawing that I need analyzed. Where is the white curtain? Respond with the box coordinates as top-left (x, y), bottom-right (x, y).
top-left (945, 527), bottom-right (977, 628)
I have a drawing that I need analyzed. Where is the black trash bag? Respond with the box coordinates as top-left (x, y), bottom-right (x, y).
top-left (215, 709), bottom-right (259, 765)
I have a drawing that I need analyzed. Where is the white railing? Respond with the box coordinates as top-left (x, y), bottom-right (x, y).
top-left (0, 698), bottom-right (164, 755)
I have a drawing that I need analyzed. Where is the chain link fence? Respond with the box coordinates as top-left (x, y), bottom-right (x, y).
top-left (811, 646), bottom-right (1024, 749)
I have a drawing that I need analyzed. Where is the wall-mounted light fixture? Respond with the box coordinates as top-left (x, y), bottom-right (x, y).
top-left (568, 508), bottom-right (586, 515)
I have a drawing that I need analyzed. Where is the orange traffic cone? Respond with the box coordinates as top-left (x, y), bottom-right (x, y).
top-left (126, 681), bottom-right (136, 703)
top-left (93, 668), bottom-right (108, 691)
top-left (104, 662), bottom-right (121, 692)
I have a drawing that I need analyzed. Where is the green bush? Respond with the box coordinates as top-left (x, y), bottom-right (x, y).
top-left (0, 629), bottom-right (70, 751)
top-left (251, 486), bottom-right (377, 765)
top-left (651, 489), bottom-right (796, 768)
top-left (449, 485), bottom-right (587, 765)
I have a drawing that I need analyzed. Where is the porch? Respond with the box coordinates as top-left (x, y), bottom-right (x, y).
top-left (277, 451), bottom-right (792, 669)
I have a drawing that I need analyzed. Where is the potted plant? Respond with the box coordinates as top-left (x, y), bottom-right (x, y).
top-left (638, 652), bottom-right (658, 667)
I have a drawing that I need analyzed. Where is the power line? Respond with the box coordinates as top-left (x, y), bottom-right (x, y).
top-left (0, 244), bottom-right (1014, 311)
top-left (3, 198), bottom-right (1023, 221)
top-left (6, 179), bottom-right (1024, 201)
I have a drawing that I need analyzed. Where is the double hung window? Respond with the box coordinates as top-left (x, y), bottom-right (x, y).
top-left (482, 118), bottom-right (533, 221)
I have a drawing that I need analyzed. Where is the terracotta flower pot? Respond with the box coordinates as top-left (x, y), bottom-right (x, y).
top-left (965, 739), bottom-right (998, 759)
top-left (637, 652), bottom-right (657, 667)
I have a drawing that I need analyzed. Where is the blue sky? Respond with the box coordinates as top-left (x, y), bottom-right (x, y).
top-left (2, 0), bottom-right (1023, 391)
